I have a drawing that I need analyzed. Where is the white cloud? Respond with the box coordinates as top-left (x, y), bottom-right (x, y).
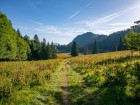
top-left (109, 22), bottom-right (134, 26)
top-left (64, 10), bottom-right (80, 22)
top-left (71, 3), bottom-right (140, 35)
top-left (85, 0), bottom-right (95, 8)
top-left (15, 1), bottom-right (140, 44)
top-left (29, 20), bottom-right (44, 26)
top-left (85, 12), bottom-right (120, 27)
top-left (64, 0), bottom-right (95, 22)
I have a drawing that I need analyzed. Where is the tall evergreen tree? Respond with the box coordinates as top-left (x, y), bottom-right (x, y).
top-left (71, 41), bottom-right (78, 57)
top-left (51, 42), bottom-right (57, 59)
top-left (92, 40), bottom-right (99, 54)
top-left (23, 35), bottom-right (30, 42)
top-left (46, 43), bottom-right (52, 59)
top-left (34, 34), bottom-right (39, 43)
top-left (31, 34), bottom-right (41, 60)
top-left (41, 38), bottom-right (47, 59)
top-left (17, 29), bottom-right (22, 37)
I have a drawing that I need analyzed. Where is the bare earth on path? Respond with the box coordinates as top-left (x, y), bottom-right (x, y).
top-left (61, 61), bottom-right (69, 105)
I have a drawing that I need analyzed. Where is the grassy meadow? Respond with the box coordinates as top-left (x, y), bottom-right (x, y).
top-left (0, 51), bottom-right (140, 105)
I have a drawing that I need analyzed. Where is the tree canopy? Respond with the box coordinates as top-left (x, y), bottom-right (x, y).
top-left (71, 42), bottom-right (78, 57)
top-left (124, 29), bottom-right (140, 56)
top-left (0, 12), bottom-right (30, 61)
top-left (0, 12), bottom-right (57, 61)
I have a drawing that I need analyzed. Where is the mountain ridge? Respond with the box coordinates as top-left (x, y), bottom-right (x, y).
top-left (68, 32), bottom-right (107, 46)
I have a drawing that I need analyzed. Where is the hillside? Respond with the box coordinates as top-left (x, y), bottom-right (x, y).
top-left (98, 30), bottom-right (130, 51)
top-left (68, 31), bottom-right (127, 47)
top-left (66, 28), bottom-right (140, 53)
top-left (68, 32), bottom-right (107, 46)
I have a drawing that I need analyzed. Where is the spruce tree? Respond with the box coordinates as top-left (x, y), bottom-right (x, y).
top-left (32, 34), bottom-right (41, 60)
top-left (51, 42), bottom-right (57, 59)
top-left (23, 35), bottom-right (30, 42)
top-left (34, 34), bottom-right (39, 43)
top-left (17, 29), bottom-right (22, 37)
top-left (92, 40), bottom-right (99, 54)
top-left (71, 41), bottom-right (78, 57)
top-left (41, 38), bottom-right (47, 59)
top-left (46, 43), bottom-right (52, 59)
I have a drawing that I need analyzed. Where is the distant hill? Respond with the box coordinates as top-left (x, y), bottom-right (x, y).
top-left (68, 32), bottom-right (107, 46)
top-left (68, 30), bottom-right (129, 52)
top-left (57, 27), bottom-right (140, 53)
top-left (98, 30), bottom-right (130, 52)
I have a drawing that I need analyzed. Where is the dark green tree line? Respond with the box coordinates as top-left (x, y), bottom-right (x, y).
top-left (24, 34), bottom-right (57, 60)
top-left (0, 12), bottom-right (30, 61)
top-left (0, 12), bottom-right (57, 61)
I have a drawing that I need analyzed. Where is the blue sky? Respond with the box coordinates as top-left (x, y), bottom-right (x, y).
top-left (1, 0), bottom-right (140, 44)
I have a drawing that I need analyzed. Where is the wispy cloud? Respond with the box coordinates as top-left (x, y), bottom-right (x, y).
top-left (76, 4), bottom-right (140, 31)
top-left (109, 22), bottom-right (134, 26)
top-left (64, 0), bottom-right (95, 22)
top-left (29, 20), bottom-right (44, 26)
top-left (85, 12), bottom-right (120, 27)
top-left (16, 1), bottom-right (140, 44)
top-left (85, 0), bottom-right (95, 8)
top-left (28, 3), bottom-right (140, 43)
top-left (64, 10), bottom-right (80, 22)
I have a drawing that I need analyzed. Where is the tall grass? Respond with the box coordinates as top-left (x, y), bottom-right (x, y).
top-left (0, 59), bottom-right (62, 105)
top-left (68, 51), bottom-right (140, 105)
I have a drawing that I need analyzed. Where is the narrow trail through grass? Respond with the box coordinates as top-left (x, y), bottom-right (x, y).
top-left (60, 60), bottom-right (85, 105)
top-left (44, 60), bottom-right (71, 105)
top-left (45, 60), bottom-right (71, 105)
top-left (61, 60), bottom-right (69, 105)
top-left (66, 62), bottom-right (85, 105)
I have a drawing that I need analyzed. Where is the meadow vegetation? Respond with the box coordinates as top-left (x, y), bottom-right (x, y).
top-left (0, 59), bottom-right (63, 105)
top-left (68, 51), bottom-right (140, 105)
top-left (0, 51), bottom-right (140, 105)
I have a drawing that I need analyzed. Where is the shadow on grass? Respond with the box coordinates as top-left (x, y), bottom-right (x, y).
top-left (67, 81), bottom-right (140, 105)
top-left (69, 62), bottom-right (140, 105)
top-left (37, 90), bottom-right (63, 105)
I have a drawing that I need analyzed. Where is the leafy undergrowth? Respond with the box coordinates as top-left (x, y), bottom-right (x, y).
top-left (68, 51), bottom-right (140, 105)
top-left (0, 59), bottom-right (65, 105)
top-left (0, 51), bottom-right (140, 105)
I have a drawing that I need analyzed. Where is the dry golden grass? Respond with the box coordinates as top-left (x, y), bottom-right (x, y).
top-left (72, 50), bottom-right (139, 60)
top-left (57, 53), bottom-right (71, 59)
